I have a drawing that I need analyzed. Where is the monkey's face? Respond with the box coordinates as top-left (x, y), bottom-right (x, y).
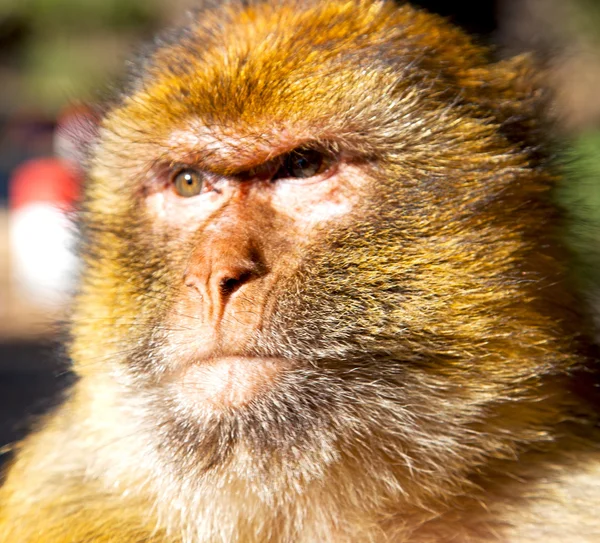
top-left (75, 0), bottom-right (570, 494)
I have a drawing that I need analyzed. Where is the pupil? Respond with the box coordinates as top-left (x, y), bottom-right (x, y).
top-left (273, 148), bottom-right (329, 180)
top-left (286, 149), bottom-right (322, 178)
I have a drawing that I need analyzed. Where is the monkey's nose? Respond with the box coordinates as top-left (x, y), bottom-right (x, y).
top-left (184, 242), bottom-right (265, 322)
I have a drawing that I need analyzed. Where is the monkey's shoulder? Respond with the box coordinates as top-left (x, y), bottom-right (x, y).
top-left (0, 399), bottom-right (169, 543)
top-left (490, 454), bottom-right (600, 542)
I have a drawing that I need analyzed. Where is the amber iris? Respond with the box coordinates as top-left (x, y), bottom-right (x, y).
top-left (173, 169), bottom-right (203, 197)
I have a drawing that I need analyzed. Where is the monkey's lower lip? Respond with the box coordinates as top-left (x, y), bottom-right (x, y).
top-left (179, 356), bottom-right (291, 409)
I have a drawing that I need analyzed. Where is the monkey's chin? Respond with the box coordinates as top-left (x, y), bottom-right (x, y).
top-left (178, 357), bottom-right (291, 410)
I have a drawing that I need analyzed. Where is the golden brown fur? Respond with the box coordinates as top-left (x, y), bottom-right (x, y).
top-left (2, 1), bottom-right (600, 541)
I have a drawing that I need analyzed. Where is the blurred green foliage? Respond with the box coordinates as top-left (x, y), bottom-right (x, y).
top-left (559, 132), bottom-right (600, 291)
top-left (0, 0), bottom-right (159, 31)
top-left (570, 133), bottom-right (600, 217)
top-left (0, 0), bottom-right (166, 114)
top-left (575, 0), bottom-right (600, 43)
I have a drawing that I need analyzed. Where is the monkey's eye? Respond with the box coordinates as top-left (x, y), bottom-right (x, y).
top-left (276, 148), bottom-right (330, 179)
top-left (172, 168), bottom-right (203, 197)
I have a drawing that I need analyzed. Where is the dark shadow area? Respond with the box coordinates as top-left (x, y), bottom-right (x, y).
top-left (409, 0), bottom-right (498, 37)
top-left (0, 341), bottom-right (74, 469)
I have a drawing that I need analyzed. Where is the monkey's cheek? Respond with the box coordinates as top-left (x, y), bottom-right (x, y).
top-left (177, 357), bottom-right (291, 410)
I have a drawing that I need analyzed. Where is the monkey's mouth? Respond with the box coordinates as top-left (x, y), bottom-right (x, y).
top-left (176, 356), bottom-right (293, 410)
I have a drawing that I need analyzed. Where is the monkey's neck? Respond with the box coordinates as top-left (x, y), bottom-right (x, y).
top-left (4, 372), bottom-right (597, 543)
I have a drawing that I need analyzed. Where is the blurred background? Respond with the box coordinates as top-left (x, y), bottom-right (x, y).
top-left (0, 0), bottom-right (599, 462)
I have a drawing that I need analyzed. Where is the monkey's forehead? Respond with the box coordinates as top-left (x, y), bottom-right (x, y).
top-left (95, 0), bottom-right (543, 176)
top-left (107, 1), bottom-right (488, 138)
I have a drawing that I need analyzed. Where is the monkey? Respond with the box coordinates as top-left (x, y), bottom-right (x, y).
top-left (2, 0), bottom-right (600, 541)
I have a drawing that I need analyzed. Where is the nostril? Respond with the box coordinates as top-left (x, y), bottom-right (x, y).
top-left (219, 277), bottom-right (239, 297)
top-left (219, 271), bottom-right (252, 297)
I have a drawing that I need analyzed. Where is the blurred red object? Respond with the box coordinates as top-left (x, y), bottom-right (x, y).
top-left (9, 158), bottom-right (80, 211)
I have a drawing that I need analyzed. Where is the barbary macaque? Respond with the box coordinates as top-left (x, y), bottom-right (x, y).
top-left (2, 1), bottom-right (600, 541)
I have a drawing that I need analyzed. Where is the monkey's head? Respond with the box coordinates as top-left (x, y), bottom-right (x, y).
top-left (73, 0), bottom-right (585, 506)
